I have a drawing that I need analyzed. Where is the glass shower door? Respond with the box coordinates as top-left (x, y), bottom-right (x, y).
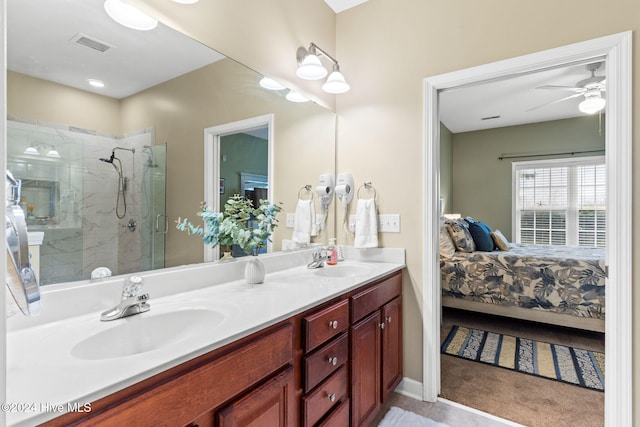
top-left (141, 143), bottom-right (167, 271)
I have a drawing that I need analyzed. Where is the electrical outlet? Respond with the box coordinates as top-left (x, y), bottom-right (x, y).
top-left (286, 213), bottom-right (295, 228)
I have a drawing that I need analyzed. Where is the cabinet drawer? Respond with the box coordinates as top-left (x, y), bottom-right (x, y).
top-left (304, 299), bottom-right (349, 352)
top-left (351, 272), bottom-right (401, 323)
top-left (318, 398), bottom-right (350, 427)
top-left (302, 365), bottom-right (348, 427)
top-left (304, 333), bottom-right (349, 393)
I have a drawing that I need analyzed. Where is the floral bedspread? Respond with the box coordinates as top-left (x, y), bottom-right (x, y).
top-left (441, 244), bottom-right (606, 319)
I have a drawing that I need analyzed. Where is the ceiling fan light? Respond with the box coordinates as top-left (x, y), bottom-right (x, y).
top-left (322, 70), bottom-right (350, 94)
top-left (104, 0), bottom-right (158, 31)
top-left (579, 94), bottom-right (606, 114)
top-left (296, 54), bottom-right (327, 80)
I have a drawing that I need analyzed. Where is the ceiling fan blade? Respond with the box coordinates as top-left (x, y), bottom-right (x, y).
top-left (526, 92), bottom-right (584, 112)
top-left (536, 85), bottom-right (584, 92)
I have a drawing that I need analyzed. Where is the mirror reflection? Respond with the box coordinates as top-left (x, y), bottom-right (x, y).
top-left (7, 0), bottom-right (336, 286)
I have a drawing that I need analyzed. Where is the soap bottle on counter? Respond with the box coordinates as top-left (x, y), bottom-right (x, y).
top-left (326, 238), bottom-right (338, 265)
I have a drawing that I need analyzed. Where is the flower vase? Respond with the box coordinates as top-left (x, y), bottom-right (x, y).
top-left (244, 255), bottom-right (265, 284)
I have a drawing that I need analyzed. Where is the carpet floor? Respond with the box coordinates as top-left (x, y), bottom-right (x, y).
top-left (440, 308), bottom-right (605, 427)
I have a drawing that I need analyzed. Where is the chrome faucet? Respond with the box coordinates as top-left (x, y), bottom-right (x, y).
top-left (100, 276), bottom-right (150, 321)
top-left (307, 248), bottom-right (326, 269)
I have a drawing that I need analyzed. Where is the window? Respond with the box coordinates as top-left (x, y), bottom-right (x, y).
top-left (513, 156), bottom-right (605, 247)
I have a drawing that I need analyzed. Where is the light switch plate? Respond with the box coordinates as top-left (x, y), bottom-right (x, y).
top-left (286, 213), bottom-right (295, 228)
top-left (348, 214), bottom-right (401, 233)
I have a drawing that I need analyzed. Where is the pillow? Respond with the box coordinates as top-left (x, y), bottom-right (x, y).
top-left (446, 219), bottom-right (476, 253)
top-left (468, 221), bottom-right (494, 252)
top-left (491, 229), bottom-right (510, 251)
top-left (439, 225), bottom-right (456, 258)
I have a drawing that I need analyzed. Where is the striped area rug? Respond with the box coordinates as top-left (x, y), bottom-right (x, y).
top-left (441, 325), bottom-right (605, 391)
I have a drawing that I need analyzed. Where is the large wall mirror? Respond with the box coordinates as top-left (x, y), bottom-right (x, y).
top-left (6, 0), bottom-right (336, 287)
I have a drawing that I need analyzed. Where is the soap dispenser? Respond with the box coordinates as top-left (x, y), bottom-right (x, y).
top-left (326, 238), bottom-right (338, 265)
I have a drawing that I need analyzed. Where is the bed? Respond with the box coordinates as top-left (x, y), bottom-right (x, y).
top-left (440, 243), bottom-right (606, 332)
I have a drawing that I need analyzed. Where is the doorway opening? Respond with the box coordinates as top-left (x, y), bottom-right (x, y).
top-left (204, 114), bottom-right (274, 261)
top-left (422, 32), bottom-right (632, 427)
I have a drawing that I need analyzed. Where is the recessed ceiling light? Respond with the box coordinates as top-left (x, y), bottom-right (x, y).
top-left (88, 79), bottom-right (105, 88)
top-left (172, 0), bottom-right (200, 3)
top-left (104, 0), bottom-right (158, 31)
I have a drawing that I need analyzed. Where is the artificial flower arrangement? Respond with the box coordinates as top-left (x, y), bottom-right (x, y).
top-left (176, 194), bottom-right (282, 256)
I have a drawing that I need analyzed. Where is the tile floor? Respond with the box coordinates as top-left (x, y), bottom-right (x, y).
top-left (371, 392), bottom-right (524, 427)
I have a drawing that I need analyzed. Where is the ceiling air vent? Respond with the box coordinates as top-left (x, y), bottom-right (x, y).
top-left (70, 33), bottom-right (114, 53)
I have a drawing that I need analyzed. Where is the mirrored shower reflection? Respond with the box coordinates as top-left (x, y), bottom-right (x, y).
top-left (7, 120), bottom-right (167, 285)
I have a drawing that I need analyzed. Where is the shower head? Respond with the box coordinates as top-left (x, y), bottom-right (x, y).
top-left (99, 152), bottom-right (120, 172)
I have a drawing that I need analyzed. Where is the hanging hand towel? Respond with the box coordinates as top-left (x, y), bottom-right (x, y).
top-left (292, 199), bottom-right (316, 244)
top-left (354, 198), bottom-right (378, 248)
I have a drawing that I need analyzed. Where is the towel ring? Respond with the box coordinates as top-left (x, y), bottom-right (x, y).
top-left (357, 181), bottom-right (376, 200)
top-left (298, 185), bottom-right (314, 200)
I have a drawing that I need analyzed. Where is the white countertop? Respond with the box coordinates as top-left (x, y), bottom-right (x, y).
top-left (6, 247), bottom-right (405, 426)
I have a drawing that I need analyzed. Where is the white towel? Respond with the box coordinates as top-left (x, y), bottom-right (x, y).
top-left (292, 199), bottom-right (316, 244)
top-left (354, 198), bottom-right (378, 248)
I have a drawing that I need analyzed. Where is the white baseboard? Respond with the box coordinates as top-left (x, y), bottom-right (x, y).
top-left (394, 377), bottom-right (423, 401)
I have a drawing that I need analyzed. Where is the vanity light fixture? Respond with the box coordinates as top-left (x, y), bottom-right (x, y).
top-left (46, 147), bottom-right (62, 158)
top-left (285, 90), bottom-right (309, 103)
top-left (104, 0), bottom-right (158, 31)
top-left (23, 146), bottom-right (39, 155)
top-left (296, 42), bottom-right (350, 93)
top-left (578, 90), bottom-right (606, 114)
top-left (259, 77), bottom-right (286, 91)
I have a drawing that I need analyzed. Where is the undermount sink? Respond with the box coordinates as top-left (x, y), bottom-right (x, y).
top-left (314, 263), bottom-right (374, 278)
top-left (71, 308), bottom-right (224, 360)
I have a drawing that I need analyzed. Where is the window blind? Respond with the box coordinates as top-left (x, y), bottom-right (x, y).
top-left (513, 156), bottom-right (605, 247)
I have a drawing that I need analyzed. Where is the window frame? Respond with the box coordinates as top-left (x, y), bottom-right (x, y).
top-left (511, 155), bottom-right (605, 246)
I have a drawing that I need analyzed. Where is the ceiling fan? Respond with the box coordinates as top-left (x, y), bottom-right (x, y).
top-left (527, 62), bottom-right (606, 114)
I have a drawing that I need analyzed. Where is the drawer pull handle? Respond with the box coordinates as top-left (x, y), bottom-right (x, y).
top-left (387, 316), bottom-right (392, 323)
top-left (329, 320), bottom-right (338, 329)
top-left (380, 322), bottom-right (385, 330)
top-left (328, 356), bottom-right (338, 366)
top-left (328, 393), bottom-right (336, 402)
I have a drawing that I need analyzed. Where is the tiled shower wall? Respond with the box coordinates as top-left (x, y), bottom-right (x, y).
top-left (8, 120), bottom-right (153, 285)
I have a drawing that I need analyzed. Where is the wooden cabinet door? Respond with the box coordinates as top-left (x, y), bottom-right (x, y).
top-left (350, 311), bottom-right (381, 427)
top-left (381, 297), bottom-right (402, 403)
top-left (216, 366), bottom-right (294, 427)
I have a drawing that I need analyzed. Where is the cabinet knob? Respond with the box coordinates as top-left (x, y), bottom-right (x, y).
top-left (380, 322), bottom-right (385, 330)
top-left (327, 393), bottom-right (336, 402)
top-left (386, 316), bottom-right (392, 323)
top-left (328, 356), bottom-right (338, 366)
top-left (329, 320), bottom-right (338, 329)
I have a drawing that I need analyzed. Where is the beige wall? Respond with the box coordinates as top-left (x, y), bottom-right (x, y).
top-left (120, 59), bottom-right (335, 267)
top-left (7, 71), bottom-right (121, 133)
top-left (334, 1), bottom-right (639, 423)
top-left (452, 116), bottom-right (605, 240)
top-left (128, 0), bottom-right (336, 110)
top-left (439, 123), bottom-right (453, 215)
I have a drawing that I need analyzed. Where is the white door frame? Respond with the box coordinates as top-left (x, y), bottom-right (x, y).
top-left (203, 114), bottom-right (274, 261)
top-left (422, 32), bottom-right (632, 427)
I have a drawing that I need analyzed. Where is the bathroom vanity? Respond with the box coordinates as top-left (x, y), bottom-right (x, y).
top-left (6, 248), bottom-right (404, 426)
